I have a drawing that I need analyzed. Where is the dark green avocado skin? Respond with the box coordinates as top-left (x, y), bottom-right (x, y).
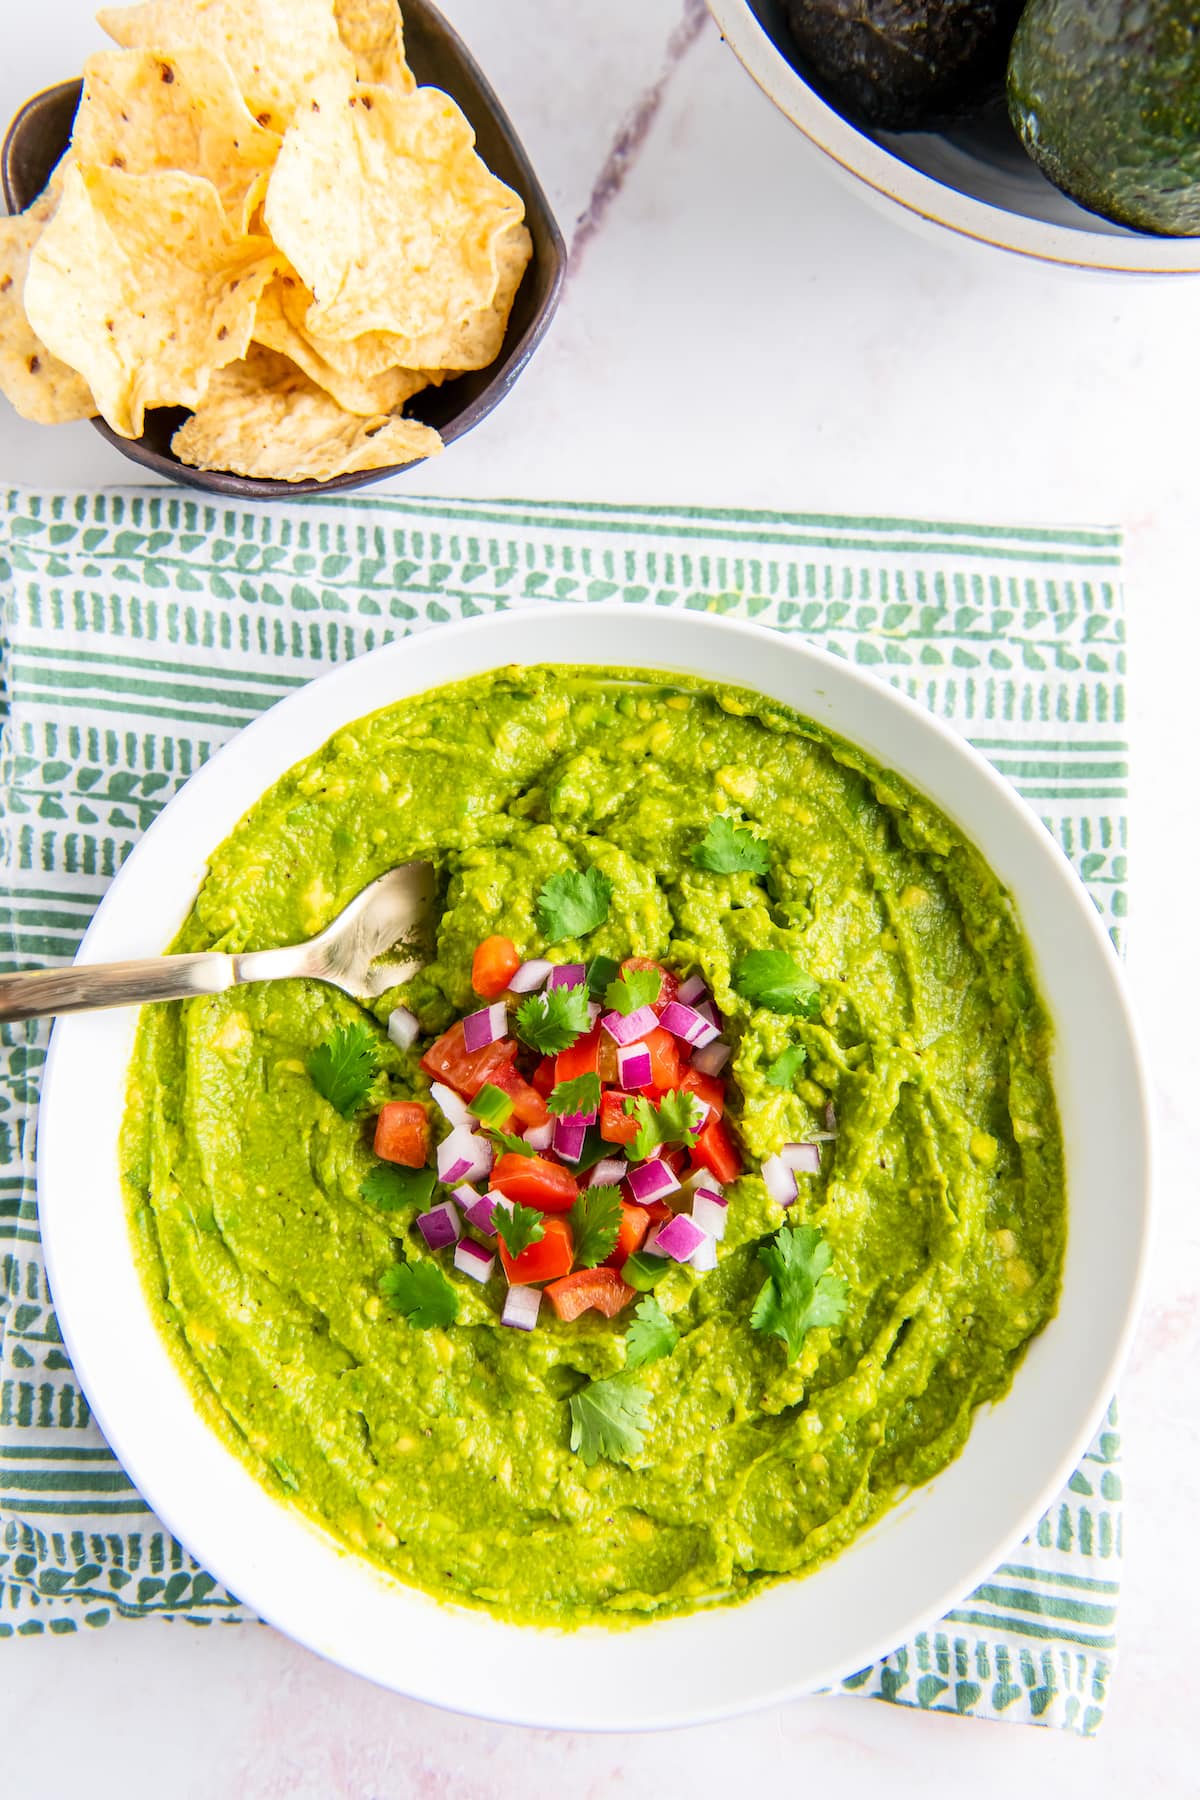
top-left (1008, 0), bottom-right (1200, 235)
top-left (780, 0), bottom-right (1025, 133)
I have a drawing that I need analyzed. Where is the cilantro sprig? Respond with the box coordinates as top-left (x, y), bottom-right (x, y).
top-left (306, 1022), bottom-right (379, 1117)
top-left (568, 1375), bottom-right (651, 1468)
top-left (624, 1295), bottom-right (678, 1370)
top-left (733, 950), bottom-right (821, 1017)
top-left (623, 1089), bottom-right (705, 1161)
top-left (749, 1224), bottom-right (847, 1363)
top-left (692, 815), bottom-right (770, 875)
top-left (603, 966), bottom-right (662, 1015)
top-left (765, 1044), bottom-right (808, 1088)
top-left (380, 1259), bottom-right (459, 1328)
top-left (515, 983), bottom-right (591, 1054)
top-left (493, 1199), bottom-right (545, 1261)
top-left (484, 1126), bottom-right (536, 1157)
top-left (361, 1164), bottom-right (436, 1212)
top-left (535, 867), bottom-right (613, 944)
top-left (547, 1071), bottom-right (602, 1118)
top-left (567, 1183), bottom-right (623, 1268)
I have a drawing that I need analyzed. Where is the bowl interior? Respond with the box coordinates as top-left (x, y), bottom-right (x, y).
top-left (35, 608), bottom-right (1152, 1730)
top-left (1, 0), bottom-right (565, 497)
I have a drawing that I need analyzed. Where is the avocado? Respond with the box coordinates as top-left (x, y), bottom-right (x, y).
top-left (1008, 0), bottom-right (1200, 235)
top-left (779, 0), bottom-right (1025, 133)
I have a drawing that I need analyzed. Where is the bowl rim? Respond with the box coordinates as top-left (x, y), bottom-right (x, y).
top-left (35, 606), bottom-right (1154, 1729)
top-left (706, 0), bottom-right (1200, 275)
top-left (0, 0), bottom-right (567, 496)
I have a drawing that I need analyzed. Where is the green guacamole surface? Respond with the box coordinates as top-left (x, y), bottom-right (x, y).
top-left (121, 665), bottom-right (1065, 1625)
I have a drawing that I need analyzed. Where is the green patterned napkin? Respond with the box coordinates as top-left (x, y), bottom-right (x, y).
top-left (0, 486), bottom-right (1126, 1733)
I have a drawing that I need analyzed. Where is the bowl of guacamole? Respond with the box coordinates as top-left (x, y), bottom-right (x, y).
top-left (36, 605), bottom-right (1150, 1728)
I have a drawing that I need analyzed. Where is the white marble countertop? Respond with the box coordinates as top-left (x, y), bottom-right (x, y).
top-left (2, 2), bottom-right (1197, 1792)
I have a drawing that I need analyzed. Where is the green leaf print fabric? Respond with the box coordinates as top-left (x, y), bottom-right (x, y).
top-left (0, 487), bottom-right (1126, 1733)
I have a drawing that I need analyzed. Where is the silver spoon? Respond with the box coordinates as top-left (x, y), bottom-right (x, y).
top-left (0, 861), bottom-right (437, 1024)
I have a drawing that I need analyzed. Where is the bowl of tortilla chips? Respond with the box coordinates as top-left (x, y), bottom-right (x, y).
top-left (0, 0), bottom-right (565, 495)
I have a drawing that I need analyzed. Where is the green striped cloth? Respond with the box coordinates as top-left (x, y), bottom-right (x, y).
top-left (0, 486), bottom-right (1126, 1733)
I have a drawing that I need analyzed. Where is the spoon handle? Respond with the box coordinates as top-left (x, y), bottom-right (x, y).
top-left (0, 952), bottom-right (238, 1023)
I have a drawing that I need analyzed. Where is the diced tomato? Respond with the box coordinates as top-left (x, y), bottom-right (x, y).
top-left (491, 1152), bottom-right (578, 1213)
top-left (488, 1060), bottom-right (549, 1131)
top-left (554, 1024), bottom-right (601, 1085)
top-left (532, 1056), bottom-right (556, 1099)
top-left (546, 1266), bottom-right (635, 1322)
top-left (420, 1019), bottom-right (516, 1099)
top-left (471, 935), bottom-right (521, 999)
top-left (499, 1215), bottom-right (573, 1285)
top-left (681, 1067), bottom-right (726, 1119)
top-left (620, 956), bottom-right (679, 1015)
top-left (604, 1202), bottom-right (650, 1269)
top-left (599, 1089), bottom-right (639, 1146)
top-left (690, 1114), bottom-right (742, 1184)
top-left (637, 1196), bottom-right (675, 1225)
top-left (641, 1025), bottom-right (684, 1091)
top-left (373, 1101), bottom-right (430, 1169)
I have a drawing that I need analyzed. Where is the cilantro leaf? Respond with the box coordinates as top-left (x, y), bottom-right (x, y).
top-left (603, 966), bottom-right (662, 1015)
top-left (515, 984), bottom-right (592, 1054)
top-left (749, 1224), bottom-right (847, 1363)
top-left (535, 867), bottom-right (613, 944)
top-left (624, 1088), bottom-right (705, 1161)
top-left (306, 1022), bottom-right (379, 1117)
top-left (568, 1375), bottom-right (651, 1468)
top-left (361, 1164), bottom-right (436, 1212)
top-left (493, 1199), bottom-right (545, 1260)
top-left (733, 950), bottom-right (821, 1017)
top-left (547, 1071), bottom-right (602, 1118)
top-left (484, 1125), bottom-right (536, 1157)
top-left (765, 1044), bottom-right (808, 1088)
top-left (567, 1184), bottom-right (623, 1268)
top-left (379, 1259), bottom-right (458, 1328)
top-left (692, 815), bottom-right (771, 875)
top-left (624, 1295), bottom-right (679, 1370)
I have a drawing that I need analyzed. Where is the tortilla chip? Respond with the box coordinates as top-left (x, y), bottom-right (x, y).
top-left (73, 48), bottom-right (282, 232)
top-left (24, 163), bottom-right (277, 438)
top-left (334, 0), bottom-right (415, 90)
top-left (253, 274), bottom-right (432, 414)
top-left (0, 178), bottom-right (96, 425)
top-left (171, 343), bottom-right (442, 480)
top-left (96, 0), bottom-right (356, 133)
top-left (264, 77), bottom-right (524, 344)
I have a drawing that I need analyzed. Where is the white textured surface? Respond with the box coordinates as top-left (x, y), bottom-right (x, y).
top-left (2, 1), bottom-right (1197, 1791)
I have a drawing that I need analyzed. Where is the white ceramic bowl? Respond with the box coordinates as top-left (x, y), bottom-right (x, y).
top-left (37, 607), bottom-right (1151, 1728)
top-left (708, 0), bottom-right (1200, 275)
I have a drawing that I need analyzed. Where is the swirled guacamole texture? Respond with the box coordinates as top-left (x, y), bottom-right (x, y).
top-left (121, 666), bottom-right (1065, 1625)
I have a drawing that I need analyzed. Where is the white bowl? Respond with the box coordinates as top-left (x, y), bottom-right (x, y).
top-left (708, 0), bottom-right (1200, 275)
top-left (36, 606), bottom-right (1151, 1728)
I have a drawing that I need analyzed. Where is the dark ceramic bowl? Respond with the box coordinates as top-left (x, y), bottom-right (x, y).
top-left (1, 0), bottom-right (566, 497)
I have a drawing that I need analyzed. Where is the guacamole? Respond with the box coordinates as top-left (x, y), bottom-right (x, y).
top-left (120, 666), bottom-right (1065, 1624)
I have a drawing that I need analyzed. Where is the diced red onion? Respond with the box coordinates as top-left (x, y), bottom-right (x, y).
top-left (694, 999), bottom-right (719, 1028)
top-left (687, 1096), bottom-right (712, 1132)
top-left (454, 1238), bottom-right (495, 1283)
top-left (547, 963), bottom-right (586, 991)
top-left (617, 1042), bottom-right (653, 1089)
top-left (781, 1141), bottom-right (821, 1175)
top-left (587, 1000), bottom-right (601, 1027)
top-left (601, 1004), bottom-right (659, 1045)
top-left (430, 1081), bottom-right (474, 1130)
top-left (386, 1005), bottom-right (420, 1051)
top-left (761, 1152), bottom-right (799, 1208)
top-left (653, 1212), bottom-right (707, 1262)
top-left (825, 1100), bottom-right (838, 1135)
top-left (626, 1159), bottom-right (680, 1204)
top-left (502, 1285), bottom-right (542, 1330)
top-left (676, 973), bottom-right (709, 1006)
top-left (691, 1186), bottom-right (728, 1239)
top-left (552, 1115), bottom-right (588, 1162)
top-left (451, 1183), bottom-right (477, 1212)
top-left (417, 1201), bottom-right (461, 1252)
top-left (658, 1000), bottom-right (720, 1049)
top-left (462, 1001), bottom-right (508, 1053)
top-left (509, 958), bottom-right (553, 994)
top-left (690, 1232), bottom-right (718, 1273)
top-left (523, 1119), bottom-right (554, 1152)
top-left (641, 1224), bottom-right (667, 1256)
top-left (691, 1039), bottom-right (731, 1076)
top-left (587, 1156), bottom-right (628, 1188)
top-left (436, 1127), bottom-right (494, 1187)
top-left (464, 1192), bottom-right (499, 1236)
